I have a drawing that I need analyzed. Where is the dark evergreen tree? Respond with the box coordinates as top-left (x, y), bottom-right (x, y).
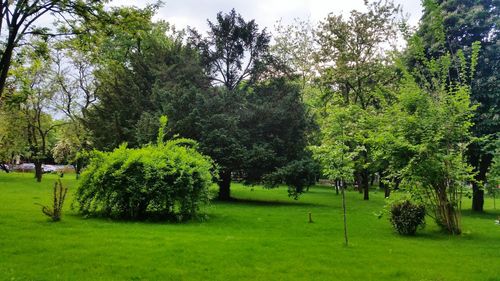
top-left (85, 8), bottom-right (317, 201)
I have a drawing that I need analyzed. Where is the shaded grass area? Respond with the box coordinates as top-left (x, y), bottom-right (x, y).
top-left (0, 172), bottom-right (499, 281)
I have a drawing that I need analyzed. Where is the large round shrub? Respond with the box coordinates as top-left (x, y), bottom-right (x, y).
top-left (389, 200), bottom-right (426, 235)
top-left (74, 140), bottom-right (215, 221)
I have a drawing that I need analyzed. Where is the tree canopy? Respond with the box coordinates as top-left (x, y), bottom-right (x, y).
top-left (0, 0), bottom-right (107, 102)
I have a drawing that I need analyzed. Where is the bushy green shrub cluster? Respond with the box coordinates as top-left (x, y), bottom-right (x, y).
top-left (389, 200), bottom-right (426, 235)
top-left (264, 158), bottom-right (320, 199)
top-left (74, 140), bottom-right (215, 221)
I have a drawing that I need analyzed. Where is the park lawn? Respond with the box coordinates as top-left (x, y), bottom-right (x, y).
top-left (0, 172), bottom-right (499, 281)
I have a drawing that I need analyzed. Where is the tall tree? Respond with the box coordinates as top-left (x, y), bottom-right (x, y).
top-left (188, 9), bottom-right (271, 90)
top-left (0, 106), bottom-right (28, 171)
top-left (416, 0), bottom-right (499, 212)
top-left (0, 0), bottom-right (107, 102)
top-left (85, 19), bottom-right (208, 149)
top-left (190, 10), bottom-right (316, 200)
top-left (272, 18), bottom-right (318, 89)
top-left (382, 36), bottom-right (480, 234)
top-left (9, 47), bottom-right (59, 181)
top-left (197, 78), bottom-right (315, 200)
top-left (50, 42), bottom-right (97, 177)
top-left (84, 8), bottom-right (316, 201)
top-left (189, 10), bottom-right (268, 200)
top-left (315, 0), bottom-right (402, 200)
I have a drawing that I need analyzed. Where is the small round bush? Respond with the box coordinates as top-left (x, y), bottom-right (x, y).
top-left (389, 200), bottom-right (426, 235)
top-left (74, 140), bottom-right (215, 221)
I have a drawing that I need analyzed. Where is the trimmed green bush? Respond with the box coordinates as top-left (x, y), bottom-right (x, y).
top-left (389, 200), bottom-right (426, 235)
top-left (74, 140), bottom-right (215, 221)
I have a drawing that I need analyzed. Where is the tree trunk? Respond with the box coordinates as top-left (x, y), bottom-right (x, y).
top-left (362, 169), bottom-right (369, 200)
top-left (394, 177), bottom-right (401, 190)
top-left (380, 178), bottom-right (391, 198)
top-left (384, 186), bottom-right (391, 198)
top-left (472, 182), bottom-right (484, 212)
top-left (218, 169), bottom-right (231, 201)
top-left (355, 172), bottom-right (362, 193)
top-left (34, 161), bottom-right (43, 182)
top-left (493, 191), bottom-right (496, 210)
top-left (0, 31), bottom-right (18, 99)
top-left (435, 187), bottom-right (461, 235)
top-left (474, 153), bottom-right (492, 212)
top-left (469, 143), bottom-right (493, 212)
top-left (75, 163), bottom-right (81, 180)
top-left (341, 180), bottom-right (348, 246)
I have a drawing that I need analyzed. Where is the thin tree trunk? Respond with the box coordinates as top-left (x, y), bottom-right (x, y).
top-left (355, 172), bottom-right (362, 193)
top-left (380, 179), bottom-right (391, 198)
top-left (75, 163), bottom-right (81, 180)
top-left (34, 161), bottom-right (43, 182)
top-left (341, 180), bottom-right (348, 246)
top-left (493, 191), bottom-right (496, 210)
top-left (0, 33), bottom-right (16, 99)
top-left (435, 187), bottom-right (461, 235)
top-left (362, 169), bottom-right (369, 200)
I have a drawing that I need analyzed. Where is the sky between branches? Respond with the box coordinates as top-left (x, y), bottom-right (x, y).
top-left (110, 0), bottom-right (423, 34)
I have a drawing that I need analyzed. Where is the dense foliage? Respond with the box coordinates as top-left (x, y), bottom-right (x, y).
top-left (381, 38), bottom-right (480, 234)
top-left (199, 79), bottom-right (317, 200)
top-left (0, 0), bottom-right (496, 237)
top-left (0, 0), bottom-right (108, 101)
top-left (74, 137), bottom-right (214, 221)
top-left (81, 8), bottom-right (316, 200)
top-left (313, 0), bottom-right (402, 200)
top-left (389, 200), bottom-right (426, 235)
top-left (415, 0), bottom-right (499, 212)
top-left (264, 158), bottom-right (320, 199)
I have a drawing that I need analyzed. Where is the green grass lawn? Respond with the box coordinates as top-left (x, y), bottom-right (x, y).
top-left (0, 172), bottom-right (499, 281)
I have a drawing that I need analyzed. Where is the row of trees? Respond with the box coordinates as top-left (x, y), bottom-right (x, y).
top-left (274, 0), bottom-right (498, 215)
top-left (0, 4), bottom-right (318, 199)
top-left (0, 0), bottom-right (498, 233)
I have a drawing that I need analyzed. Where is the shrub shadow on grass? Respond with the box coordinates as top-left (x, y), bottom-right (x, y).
top-left (218, 197), bottom-right (324, 207)
top-left (404, 230), bottom-right (459, 241)
top-left (461, 209), bottom-right (500, 220)
top-left (64, 211), bottom-right (210, 225)
top-left (396, 227), bottom-right (499, 243)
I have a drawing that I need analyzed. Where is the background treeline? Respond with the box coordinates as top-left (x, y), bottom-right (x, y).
top-left (0, 0), bottom-right (498, 233)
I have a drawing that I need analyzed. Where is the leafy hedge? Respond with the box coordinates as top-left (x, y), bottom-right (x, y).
top-left (74, 140), bottom-right (215, 221)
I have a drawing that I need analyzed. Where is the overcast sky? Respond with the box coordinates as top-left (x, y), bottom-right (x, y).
top-left (110, 0), bottom-right (423, 34)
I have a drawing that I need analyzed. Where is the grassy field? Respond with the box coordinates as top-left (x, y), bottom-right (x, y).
top-left (0, 172), bottom-right (499, 281)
